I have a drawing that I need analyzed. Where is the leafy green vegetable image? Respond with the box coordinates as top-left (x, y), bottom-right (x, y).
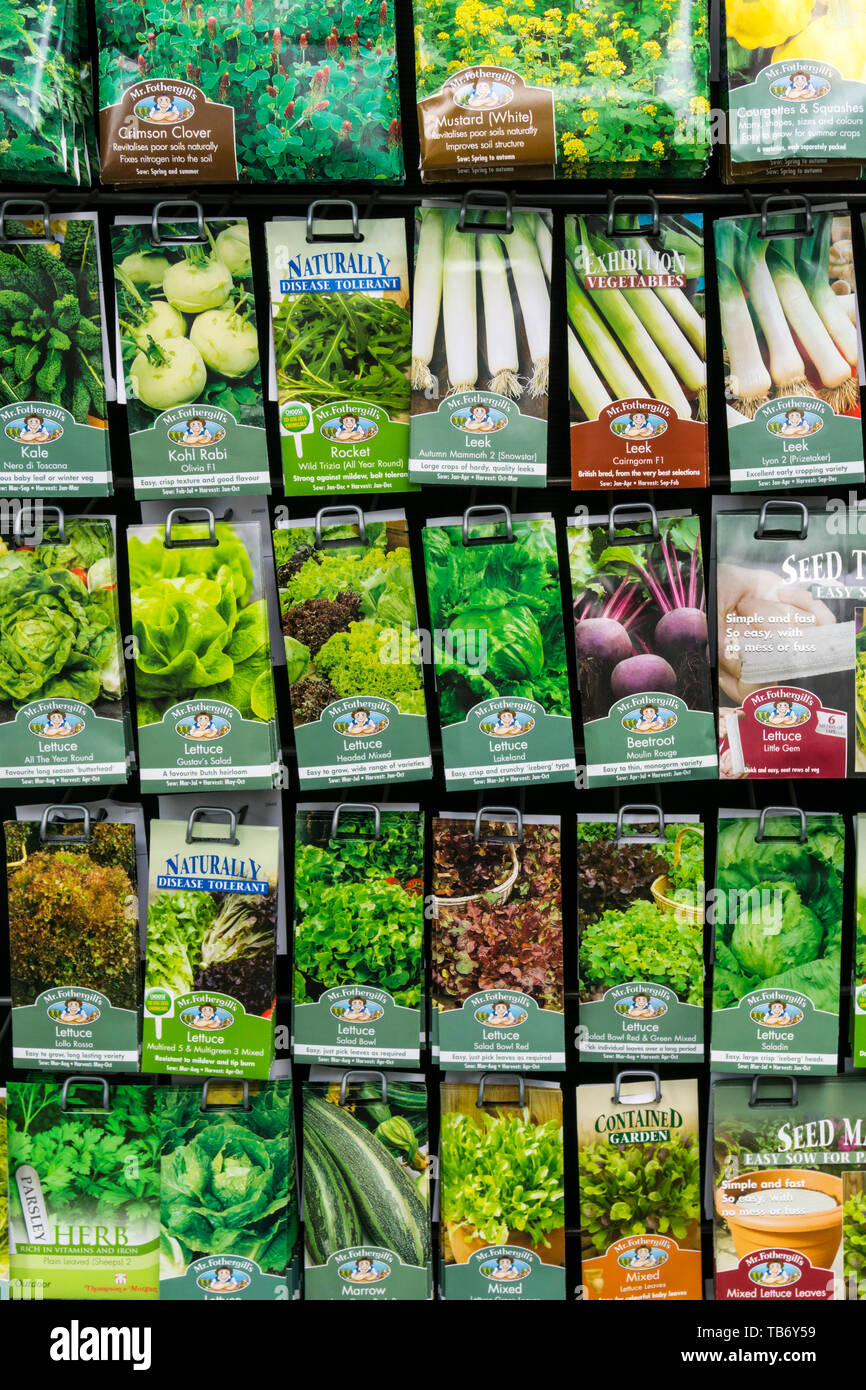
top-left (146, 890), bottom-right (277, 1017)
top-left (580, 899), bottom-right (703, 1004)
top-left (440, 1107), bottom-right (565, 1249)
top-left (579, 1129), bottom-right (700, 1252)
top-left (844, 1179), bottom-right (866, 1299)
top-left (274, 290), bottom-right (411, 413)
top-left (0, 0), bottom-right (93, 185)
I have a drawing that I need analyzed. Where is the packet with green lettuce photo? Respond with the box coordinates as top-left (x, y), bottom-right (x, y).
top-left (711, 807), bottom-right (844, 1074)
top-left (142, 807), bottom-right (278, 1079)
top-left (302, 1068), bottom-right (432, 1301)
top-left (7, 1077), bottom-right (159, 1300)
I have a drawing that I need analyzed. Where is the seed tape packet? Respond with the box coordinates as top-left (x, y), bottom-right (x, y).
top-left (568, 506), bottom-right (716, 788)
top-left (96, 1), bottom-right (404, 186)
top-left (711, 808), bottom-right (844, 1075)
top-left (0, 1087), bottom-right (7, 1302)
top-left (266, 211), bottom-right (413, 495)
top-left (0, 211), bottom-right (112, 496)
top-left (0, 0), bottom-right (93, 186)
top-left (159, 1072), bottom-right (299, 1301)
top-left (409, 204), bottom-right (551, 487)
top-left (128, 509), bottom-right (280, 792)
top-left (142, 810), bottom-right (278, 1079)
top-left (0, 511), bottom-right (131, 789)
top-left (5, 807), bottom-right (140, 1074)
top-left (8, 1077), bottom-right (159, 1300)
top-left (274, 508), bottom-right (432, 790)
top-left (112, 212), bottom-right (268, 498)
top-left (577, 809), bottom-right (704, 1064)
top-left (303, 1068), bottom-right (432, 1301)
top-left (423, 509), bottom-right (576, 790)
top-left (439, 1074), bottom-right (565, 1301)
top-left (431, 809), bottom-right (565, 1071)
top-left (293, 804), bottom-right (424, 1067)
top-left (716, 206), bottom-right (863, 491)
top-left (566, 210), bottom-right (708, 489)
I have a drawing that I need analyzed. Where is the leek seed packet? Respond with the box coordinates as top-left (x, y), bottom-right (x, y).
top-left (142, 809), bottom-right (278, 1079)
top-left (423, 508), bottom-right (576, 789)
top-left (711, 809), bottom-right (844, 1074)
top-left (293, 804), bottom-right (424, 1066)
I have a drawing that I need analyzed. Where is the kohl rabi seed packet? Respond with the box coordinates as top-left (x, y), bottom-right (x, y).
top-left (422, 508), bottom-right (575, 790)
top-left (128, 508), bottom-right (280, 792)
top-left (431, 809), bottom-right (565, 1071)
top-left (142, 809), bottom-right (278, 1079)
top-left (274, 507), bottom-right (432, 790)
top-left (711, 808), bottom-right (844, 1074)
top-left (293, 804), bottom-right (424, 1067)
top-left (7, 1077), bottom-right (159, 1300)
top-left (567, 505), bottom-right (716, 788)
top-left (112, 211), bottom-right (269, 498)
top-left (577, 809), bottom-right (704, 1064)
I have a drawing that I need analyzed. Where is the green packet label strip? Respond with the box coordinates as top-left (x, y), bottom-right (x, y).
top-left (12, 986), bottom-right (137, 1073)
top-left (854, 980), bottom-right (866, 1068)
top-left (280, 399), bottom-right (414, 495)
top-left (11, 1236), bottom-right (158, 1301)
top-left (161, 1255), bottom-right (292, 1301)
top-left (142, 989), bottom-right (274, 1079)
top-left (293, 985), bottom-right (420, 1066)
top-left (728, 397), bottom-right (864, 491)
top-left (579, 982), bottom-right (703, 1063)
top-left (435, 990), bottom-right (565, 1071)
top-left (305, 1245), bottom-right (430, 1301)
top-left (442, 698), bottom-right (575, 789)
top-left (729, 61), bottom-right (866, 164)
top-left (295, 697), bottom-right (432, 789)
top-left (711, 988), bottom-right (838, 1074)
top-left (0, 699), bottom-right (128, 787)
top-left (0, 402), bottom-right (111, 497)
top-left (444, 1247), bottom-right (565, 1301)
top-left (410, 392), bottom-right (547, 486)
top-left (131, 405), bottom-right (269, 498)
top-left (584, 693), bottom-right (716, 788)
top-left (137, 700), bottom-right (277, 791)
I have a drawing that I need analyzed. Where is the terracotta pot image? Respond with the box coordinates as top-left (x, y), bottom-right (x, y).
top-left (715, 1168), bottom-right (842, 1269)
top-left (447, 1222), bottom-right (566, 1267)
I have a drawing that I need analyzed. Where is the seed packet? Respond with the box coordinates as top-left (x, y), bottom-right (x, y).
top-left (293, 804), bottom-right (424, 1067)
top-left (96, 1), bottom-right (403, 185)
top-left (5, 807), bottom-right (139, 1073)
top-left (431, 809), bottom-right (565, 1071)
top-left (567, 505), bottom-right (716, 788)
top-left (854, 813), bottom-right (866, 1067)
top-left (711, 808), bottom-right (843, 1074)
top-left (440, 1074), bottom-right (565, 1301)
top-left (7, 1077), bottom-right (159, 1300)
top-left (266, 210), bottom-right (413, 495)
top-left (111, 210), bottom-right (268, 498)
top-left (578, 1073), bottom-right (702, 1301)
top-left (0, 0), bottom-right (93, 186)
top-left (303, 1068), bottom-right (432, 1301)
top-left (0, 510), bottom-right (131, 788)
top-left (423, 508), bottom-right (575, 790)
top-left (159, 1071), bottom-right (299, 1300)
top-left (566, 208), bottom-right (709, 489)
top-left (274, 507), bottom-right (432, 790)
top-left (577, 809), bottom-right (704, 1063)
top-left (409, 204), bottom-right (550, 487)
top-left (0, 1088), bottom-right (7, 1303)
top-left (142, 808), bottom-right (278, 1079)
top-left (128, 508), bottom-right (280, 792)
top-left (716, 205), bottom-right (863, 490)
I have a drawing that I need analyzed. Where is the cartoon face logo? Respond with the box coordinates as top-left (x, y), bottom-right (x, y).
top-left (450, 403), bottom-right (508, 434)
top-left (337, 1256), bottom-right (390, 1284)
top-left (47, 998), bottom-right (101, 1025)
top-left (474, 999), bottom-right (529, 1027)
top-left (168, 416), bottom-right (226, 447)
top-left (179, 1003), bottom-right (233, 1031)
top-left (320, 411), bottom-right (378, 443)
top-left (749, 1260), bottom-right (802, 1286)
top-left (478, 1254), bottom-right (532, 1281)
top-left (5, 413), bottom-right (63, 444)
top-left (29, 709), bottom-right (85, 739)
top-left (197, 1266), bottom-right (251, 1293)
top-left (621, 703), bottom-right (677, 733)
top-left (616, 1244), bottom-right (669, 1271)
top-left (770, 71), bottom-right (830, 101)
top-left (453, 79), bottom-right (514, 111)
top-left (749, 999), bottom-right (805, 1027)
top-left (754, 699), bottom-right (810, 728)
top-left (176, 711), bottom-right (232, 740)
top-left (609, 409), bottom-right (667, 440)
top-left (614, 992), bottom-right (668, 1021)
top-left (330, 995), bottom-right (385, 1023)
top-left (135, 93), bottom-right (195, 123)
top-left (333, 707), bottom-right (389, 737)
top-left (479, 706), bottom-right (535, 737)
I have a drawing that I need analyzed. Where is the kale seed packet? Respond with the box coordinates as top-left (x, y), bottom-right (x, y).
top-left (431, 809), bottom-right (565, 1071)
top-left (142, 809), bottom-right (278, 1079)
top-left (266, 210), bottom-right (413, 495)
top-left (423, 508), bottom-right (576, 790)
top-left (5, 807), bottom-right (139, 1073)
top-left (577, 809), bottom-right (704, 1063)
top-left (568, 505), bottom-right (717, 787)
top-left (159, 1072), bottom-right (299, 1301)
top-left (303, 1068), bottom-right (432, 1301)
top-left (275, 508), bottom-right (432, 790)
top-left (8, 1078), bottom-right (159, 1300)
top-left (578, 1073), bottom-right (702, 1301)
top-left (711, 808), bottom-right (844, 1074)
top-left (112, 210), bottom-right (268, 498)
top-left (293, 804), bottom-right (424, 1067)
top-left (128, 508), bottom-right (280, 792)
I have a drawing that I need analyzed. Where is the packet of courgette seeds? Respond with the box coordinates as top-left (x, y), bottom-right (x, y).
top-left (578, 1072), bottom-right (702, 1301)
top-left (142, 809), bottom-right (278, 1079)
top-left (8, 1077), bottom-right (159, 1300)
top-left (0, 510), bottom-right (131, 788)
top-left (303, 1068), bottom-right (432, 1301)
top-left (266, 209), bottom-right (413, 495)
top-left (577, 808), bottom-right (704, 1064)
top-left (0, 1088), bottom-right (7, 1302)
top-left (567, 505), bottom-right (717, 788)
top-left (5, 807), bottom-right (139, 1074)
top-left (128, 507), bottom-right (280, 792)
top-left (409, 203), bottom-right (551, 487)
top-left (112, 209), bottom-right (268, 498)
top-left (431, 809), bottom-right (565, 1072)
top-left (0, 209), bottom-right (112, 496)
top-left (159, 1069), bottom-right (299, 1300)
top-left (274, 507), bottom-right (432, 790)
top-left (293, 804), bottom-right (424, 1067)
top-left (711, 808), bottom-right (844, 1074)
top-left (423, 508), bottom-right (576, 790)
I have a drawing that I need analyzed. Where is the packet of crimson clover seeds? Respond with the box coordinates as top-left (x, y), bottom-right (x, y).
top-left (431, 809), bottom-right (565, 1072)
